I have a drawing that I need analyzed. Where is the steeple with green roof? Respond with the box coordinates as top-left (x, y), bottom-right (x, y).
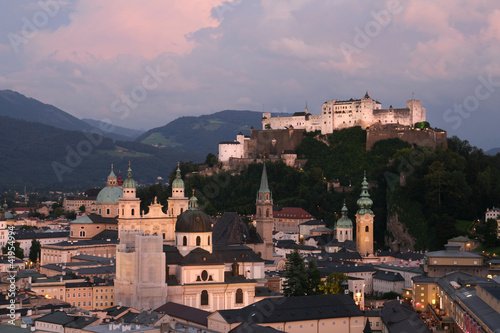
top-left (122, 162), bottom-right (136, 189)
top-left (172, 162), bottom-right (184, 189)
top-left (337, 200), bottom-right (353, 228)
top-left (357, 171), bottom-right (373, 215)
top-left (258, 163), bottom-right (271, 195)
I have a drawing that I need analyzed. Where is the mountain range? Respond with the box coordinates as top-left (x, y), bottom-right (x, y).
top-left (0, 90), bottom-right (273, 190)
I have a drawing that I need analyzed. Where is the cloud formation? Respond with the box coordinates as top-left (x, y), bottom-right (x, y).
top-left (0, 0), bottom-right (499, 149)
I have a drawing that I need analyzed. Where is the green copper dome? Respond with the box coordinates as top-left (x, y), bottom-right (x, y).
top-left (172, 165), bottom-right (184, 189)
top-left (357, 171), bottom-right (373, 215)
top-left (336, 201), bottom-right (353, 228)
top-left (96, 186), bottom-right (123, 204)
top-left (96, 167), bottom-right (123, 204)
top-left (122, 166), bottom-right (137, 189)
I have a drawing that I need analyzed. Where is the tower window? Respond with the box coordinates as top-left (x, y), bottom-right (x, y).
top-left (131, 209), bottom-right (135, 216)
top-left (201, 270), bottom-right (208, 281)
top-left (208, 236), bottom-right (210, 245)
top-left (201, 290), bottom-right (208, 306)
top-left (196, 236), bottom-right (201, 246)
top-left (266, 209), bottom-right (270, 217)
top-left (106, 209), bottom-right (110, 215)
top-left (365, 226), bottom-right (369, 232)
top-left (183, 236), bottom-right (187, 246)
top-left (236, 288), bottom-right (243, 304)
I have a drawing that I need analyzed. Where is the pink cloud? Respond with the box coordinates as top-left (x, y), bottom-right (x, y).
top-left (29, 0), bottom-right (224, 62)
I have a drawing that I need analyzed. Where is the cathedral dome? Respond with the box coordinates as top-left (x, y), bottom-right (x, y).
top-left (96, 186), bottom-right (123, 204)
top-left (175, 195), bottom-right (211, 233)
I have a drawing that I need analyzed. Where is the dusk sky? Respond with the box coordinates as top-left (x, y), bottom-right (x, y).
top-left (0, 0), bottom-right (499, 150)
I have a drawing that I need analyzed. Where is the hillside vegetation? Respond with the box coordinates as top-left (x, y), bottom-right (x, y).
top-left (138, 127), bottom-right (500, 251)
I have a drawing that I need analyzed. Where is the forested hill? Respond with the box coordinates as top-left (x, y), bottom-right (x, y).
top-left (136, 110), bottom-right (290, 155)
top-left (138, 127), bottom-right (500, 251)
top-left (0, 116), bottom-right (203, 191)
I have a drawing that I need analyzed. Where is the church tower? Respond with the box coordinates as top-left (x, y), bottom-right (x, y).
top-left (336, 200), bottom-right (353, 242)
top-left (167, 163), bottom-right (189, 217)
top-left (119, 164), bottom-right (141, 220)
top-left (356, 172), bottom-right (374, 256)
top-left (255, 163), bottom-right (274, 260)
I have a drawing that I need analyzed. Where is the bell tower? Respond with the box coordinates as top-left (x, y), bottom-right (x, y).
top-left (167, 163), bottom-right (188, 217)
top-left (356, 171), bottom-right (374, 256)
top-left (255, 163), bottom-right (274, 260)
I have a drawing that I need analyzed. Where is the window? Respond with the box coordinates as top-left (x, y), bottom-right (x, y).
top-left (131, 209), bottom-right (135, 216)
top-left (365, 226), bottom-right (369, 232)
top-left (266, 209), bottom-right (270, 217)
top-left (208, 236), bottom-right (210, 245)
top-left (201, 270), bottom-right (208, 281)
top-left (201, 290), bottom-right (209, 306)
top-left (183, 236), bottom-right (187, 246)
top-left (196, 236), bottom-right (201, 246)
top-left (236, 289), bottom-right (243, 304)
top-left (106, 209), bottom-right (110, 215)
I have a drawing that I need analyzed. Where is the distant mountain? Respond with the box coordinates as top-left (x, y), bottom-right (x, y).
top-left (486, 147), bottom-right (500, 155)
top-left (0, 90), bottom-right (94, 132)
top-left (0, 90), bottom-right (139, 142)
top-left (82, 118), bottom-right (145, 140)
top-left (0, 116), bottom-right (203, 191)
top-left (136, 110), bottom-right (289, 155)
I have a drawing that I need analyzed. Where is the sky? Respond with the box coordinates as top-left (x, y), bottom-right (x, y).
top-left (0, 0), bottom-right (499, 150)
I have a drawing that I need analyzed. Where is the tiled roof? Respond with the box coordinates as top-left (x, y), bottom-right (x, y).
top-left (155, 302), bottom-right (211, 326)
top-left (273, 207), bottom-right (314, 219)
top-left (216, 294), bottom-right (363, 324)
top-left (373, 270), bottom-right (405, 282)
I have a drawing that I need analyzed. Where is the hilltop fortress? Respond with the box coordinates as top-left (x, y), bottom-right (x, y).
top-left (262, 92), bottom-right (425, 134)
top-left (218, 92), bottom-right (446, 168)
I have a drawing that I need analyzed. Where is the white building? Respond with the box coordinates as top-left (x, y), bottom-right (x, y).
top-left (262, 92), bottom-right (426, 135)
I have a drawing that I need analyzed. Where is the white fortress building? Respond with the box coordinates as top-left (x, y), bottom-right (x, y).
top-left (262, 92), bottom-right (426, 134)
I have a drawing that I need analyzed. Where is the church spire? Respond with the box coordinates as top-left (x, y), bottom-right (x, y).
top-left (259, 163), bottom-right (271, 194)
top-left (122, 162), bottom-right (136, 189)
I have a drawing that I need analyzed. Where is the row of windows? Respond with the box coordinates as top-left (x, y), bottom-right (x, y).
top-left (182, 236), bottom-right (210, 246)
top-left (200, 289), bottom-right (244, 306)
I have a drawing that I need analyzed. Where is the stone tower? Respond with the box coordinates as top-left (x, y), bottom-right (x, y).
top-left (356, 172), bottom-right (374, 256)
top-left (167, 163), bottom-right (188, 217)
top-left (255, 163), bottom-right (274, 260)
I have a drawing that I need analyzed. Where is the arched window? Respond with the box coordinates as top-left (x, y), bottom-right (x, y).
top-left (106, 209), bottom-right (110, 215)
top-left (180, 208), bottom-right (183, 214)
top-left (131, 209), bottom-right (135, 216)
top-left (79, 230), bottom-right (86, 237)
top-left (208, 236), bottom-right (210, 246)
top-left (196, 236), bottom-right (201, 246)
top-left (122, 209), bottom-right (124, 216)
top-left (183, 236), bottom-right (187, 246)
top-left (235, 288), bottom-right (243, 304)
top-left (365, 226), bottom-right (369, 232)
top-left (258, 208), bottom-right (262, 217)
top-left (201, 290), bottom-right (208, 306)
top-left (266, 209), bottom-right (270, 217)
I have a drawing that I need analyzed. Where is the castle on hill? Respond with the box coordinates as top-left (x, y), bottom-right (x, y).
top-left (262, 92), bottom-right (426, 134)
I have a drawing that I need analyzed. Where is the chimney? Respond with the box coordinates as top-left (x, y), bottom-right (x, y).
top-left (232, 262), bottom-right (239, 277)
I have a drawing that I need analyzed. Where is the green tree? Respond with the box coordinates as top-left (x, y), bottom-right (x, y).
top-left (319, 272), bottom-right (348, 294)
top-left (29, 239), bottom-right (41, 263)
top-left (483, 219), bottom-right (498, 247)
top-left (204, 153), bottom-right (218, 167)
top-left (2, 241), bottom-right (24, 259)
top-left (282, 249), bottom-right (309, 297)
top-left (79, 205), bottom-right (86, 213)
top-left (307, 259), bottom-right (322, 295)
